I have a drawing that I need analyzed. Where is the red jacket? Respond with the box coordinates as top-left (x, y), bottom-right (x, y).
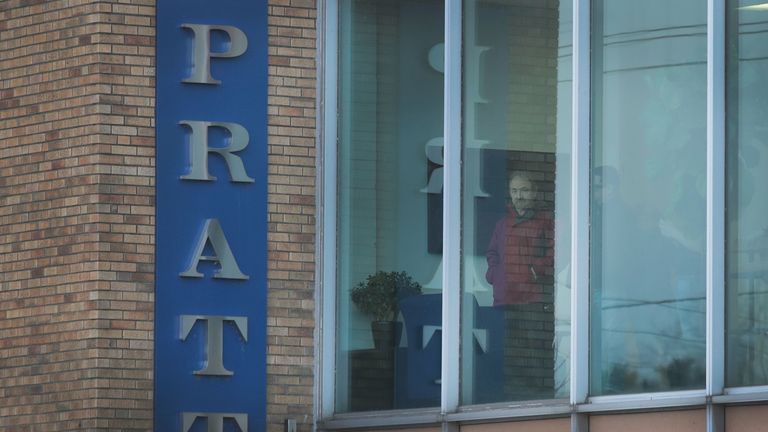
top-left (485, 208), bottom-right (554, 306)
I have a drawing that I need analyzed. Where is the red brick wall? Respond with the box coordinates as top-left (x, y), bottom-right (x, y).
top-left (0, 0), bottom-right (156, 430)
top-left (267, 0), bottom-right (317, 431)
top-left (1, 0), bottom-right (318, 430)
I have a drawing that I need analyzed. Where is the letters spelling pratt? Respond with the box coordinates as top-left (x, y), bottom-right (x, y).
top-left (173, 22), bottom-right (254, 432)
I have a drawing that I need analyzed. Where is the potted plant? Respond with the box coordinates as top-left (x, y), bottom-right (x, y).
top-left (350, 270), bottom-right (422, 350)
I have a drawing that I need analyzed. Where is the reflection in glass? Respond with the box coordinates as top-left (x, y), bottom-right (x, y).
top-left (590, 0), bottom-right (707, 395)
top-left (461, 0), bottom-right (572, 404)
top-left (725, 0), bottom-right (768, 388)
top-left (336, 0), bottom-right (443, 412)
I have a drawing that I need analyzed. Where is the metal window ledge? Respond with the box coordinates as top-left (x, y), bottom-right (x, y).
top-left (448, 400), bottom-right (571, 423)
top-left (317, 388), bottom-right (768, 431)
top-left (578, 390), bottom-right (707, 413)
top-left (317, 408), bottom-right (442, 430)
top-left (713, 386), bottom-right (768, 405)
top-left (316, 401), bottom-right (573, 430)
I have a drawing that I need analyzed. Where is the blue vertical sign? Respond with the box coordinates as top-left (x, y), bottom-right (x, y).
top-left (156, 1), bottom-right (267, 431)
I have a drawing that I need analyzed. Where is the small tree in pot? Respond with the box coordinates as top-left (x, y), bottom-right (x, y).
top-left (350, 270), bottom-right (422, 350)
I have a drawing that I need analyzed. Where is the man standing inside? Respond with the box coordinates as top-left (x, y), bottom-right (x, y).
top-left (486, 170), bottom-right (555, 400)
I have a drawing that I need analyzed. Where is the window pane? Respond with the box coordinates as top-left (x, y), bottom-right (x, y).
top-left (336, 0), bottom-right (444, 412)
top-left (725, 0), bottom-right (768, 388)
top-left (460, 0), bottom-right (572, 404)
top-left (590, 0), bottom-right (707, 395)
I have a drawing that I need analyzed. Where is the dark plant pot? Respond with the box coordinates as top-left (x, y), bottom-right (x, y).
top-left (371, 320), bottom-right (396, 351)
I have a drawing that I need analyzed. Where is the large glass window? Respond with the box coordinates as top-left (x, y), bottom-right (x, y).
top-left (335, 0), bottom-right (444, 412)
top-left (326, 0), bottom-right (768, 423)
top-left (589, 0), bottom-right (707, 395)
top-left (460, 0), bottom-right (572, 404)
top-left (725, 0), bottom-right (768, 388)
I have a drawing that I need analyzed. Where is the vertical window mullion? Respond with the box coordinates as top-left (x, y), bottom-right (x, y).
top-left (707, 2), bottom-right (725, 430)
top-left (706, 0), bottom-right (725, 402)
top-left (570, 0), bottom-right (590, 407)
top-left (442, 0), bottom-right (462, 415)
top-left (320, 0), bottom-right (339, 419)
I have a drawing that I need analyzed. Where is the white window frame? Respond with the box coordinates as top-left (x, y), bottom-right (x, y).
top-left (315, 0), bottom-right (768, 430)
